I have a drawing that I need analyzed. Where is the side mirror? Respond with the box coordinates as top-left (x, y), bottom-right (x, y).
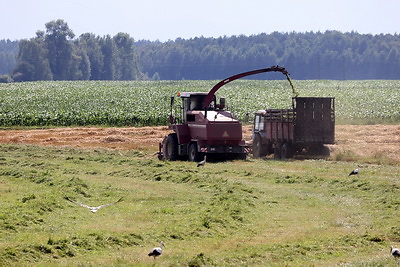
top-left (169, 115), bottom-right (175, 124)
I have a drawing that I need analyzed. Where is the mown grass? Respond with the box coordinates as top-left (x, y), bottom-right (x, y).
top-left (1, 144), bottom-right (400, 266)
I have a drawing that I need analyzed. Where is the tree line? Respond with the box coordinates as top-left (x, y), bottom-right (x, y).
top-left (0, 39), bottom-right (18, 82)
top-left (0, 19), bottom-right (141, 82)
top-left (137, 31), bottom-right (400, 80)
top-left (1, 19), bottom-right (400, 82)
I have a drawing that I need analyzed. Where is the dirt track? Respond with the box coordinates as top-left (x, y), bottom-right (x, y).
top-left (0, 125), bottom-right (399, 163)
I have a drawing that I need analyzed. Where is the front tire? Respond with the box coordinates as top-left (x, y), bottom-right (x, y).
top-left (162, 133), bottom-right (179, 161)
top-left (188, 143), bottom-right (202, 162)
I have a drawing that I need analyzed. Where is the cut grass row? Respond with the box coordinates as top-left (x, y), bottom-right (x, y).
top-left (1, 144), bottom-right (399, 265)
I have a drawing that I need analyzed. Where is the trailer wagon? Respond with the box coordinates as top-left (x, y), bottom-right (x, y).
top-left (252, 97), bottom-right (335, 159)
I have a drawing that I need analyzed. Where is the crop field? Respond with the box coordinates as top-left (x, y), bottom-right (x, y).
top-left (0, 80), bottom-right (399, 126)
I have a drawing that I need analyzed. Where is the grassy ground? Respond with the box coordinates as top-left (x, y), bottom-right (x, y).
top-left (1, 144), bottom-right (400, 266)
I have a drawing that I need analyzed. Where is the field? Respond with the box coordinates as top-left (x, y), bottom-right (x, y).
top-left (1, 124), bottom-right (400, 266)
top-left (1, 80), bottom-right (400, 266)
top-left (0, 80), bottom-right (399, 126)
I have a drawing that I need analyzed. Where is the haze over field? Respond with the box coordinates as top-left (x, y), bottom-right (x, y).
top-left (2, 0), bottom-right (400, 41)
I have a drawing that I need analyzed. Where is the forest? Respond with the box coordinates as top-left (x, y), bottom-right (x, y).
top-left (1, 19), bottom-right (400, 82)
top-left (137, 31), bottom-right (400, 80)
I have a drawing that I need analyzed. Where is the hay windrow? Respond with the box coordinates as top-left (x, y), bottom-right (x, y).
top-left (0, 124), bottom-right (398, 163)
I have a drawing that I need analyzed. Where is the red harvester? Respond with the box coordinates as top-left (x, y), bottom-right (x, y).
top-left (158, 66), bottom-right (296, 161)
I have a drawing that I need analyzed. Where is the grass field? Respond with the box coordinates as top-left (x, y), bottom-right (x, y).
top-left (0, 80), bottom-right (399, 126)
top-left (1, 143), bottom-right (400, 266)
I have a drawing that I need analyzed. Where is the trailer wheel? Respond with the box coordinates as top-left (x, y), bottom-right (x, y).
top-left (252, 134), bottom-right (265, 158)
top-left (266, 141), bottom-right (274, 155)
top-left (281, 143), bottom-right (294, 159)
top-left (188, 143), bottom-right (202, 162)
top-left (309, 145), bottom-right (330, 157)
top-left (163, 133), bottom-right (179, 161)
top-left (252, 134), bottom-right (268, 159)
top-left (320, 145), bottom-right (330, 157)
top-left (274, 143), bottom-right (282, 159)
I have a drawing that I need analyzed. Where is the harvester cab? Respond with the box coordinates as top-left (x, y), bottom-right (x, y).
top-left (170, 92), bottom-right (226, 124)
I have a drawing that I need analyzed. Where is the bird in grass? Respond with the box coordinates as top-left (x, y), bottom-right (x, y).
top-left (148, 241), bottom-right (165, 259)
top-left (348, 168), bottom-right (359, 176)
top-left (197, 156), bottom-right (206, 167)
top-left (65, 196), bottom-right (123, 213)
top-left (391, 245), bottom-right (400, 259)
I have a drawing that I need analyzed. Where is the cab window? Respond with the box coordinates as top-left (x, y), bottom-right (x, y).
top-left (254, 115), bottom-right (264, 131)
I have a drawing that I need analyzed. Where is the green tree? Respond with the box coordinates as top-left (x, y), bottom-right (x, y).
top-left (78, 33), bottom-right (104, 80)
top-left (77, 47), bottom-right (91, 80)
top-left (68, 45), bottom-right (89, 80)
top-left (12, 61), bottom-right (35, 82)
top-left (13, 31), bottom-right (53, 81)
top-left (0, 39), bottom-right (18, 75)
top-left (99, 35), bottom-right (117, 80)
top-left (45, 19), bottom-right (75, 80)
top-left (136, 31), bottom-right (400, 80)
top-left (113, 33), bottom-right (139, 80)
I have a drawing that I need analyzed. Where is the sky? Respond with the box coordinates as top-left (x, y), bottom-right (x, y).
top-left (2, 0), bottom-right (400, 41)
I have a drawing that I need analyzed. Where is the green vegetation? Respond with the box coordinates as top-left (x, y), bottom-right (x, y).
top-left (3, 27), bottom-right (400, 81)
top-left (1, 144), bottom-right (399, 266)
top-left (139, 31), bottom-right (400, 80)
top-left (0, 80), bottom-right (399, 126)
top-left (9, 19), bottom-right (141, 82)
top-left (0, 40), bottom-right (18, 77)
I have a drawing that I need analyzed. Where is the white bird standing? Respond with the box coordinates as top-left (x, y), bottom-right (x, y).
top-left (197, 156), bottom-right (206, 167)
top-left (391, 245), bottom-right (400, 259)
top-left (348, 168), bottom-right (359, 176)
top-left (148, 241), bottom-right (165, 259)
top-left (65, 197), bottom-right (123, 213)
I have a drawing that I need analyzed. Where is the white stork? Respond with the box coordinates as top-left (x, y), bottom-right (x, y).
top-left (197, 156), bottom-right (206, 167)
top-left (148, 241), bottom-right (165, 259)
top-left (391, 245), bottom-right (400, 260)
top-left (65, 197), bottom-right (123, 213)
top-left (348, 168), bottom-right (359, 176)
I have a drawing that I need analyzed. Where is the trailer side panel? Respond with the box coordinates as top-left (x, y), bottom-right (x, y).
top-left (294, 97), bottom-right (335, 144)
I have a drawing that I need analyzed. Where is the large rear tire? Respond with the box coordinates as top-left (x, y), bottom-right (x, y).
top-left (162, 133), bottom-right (179, 161)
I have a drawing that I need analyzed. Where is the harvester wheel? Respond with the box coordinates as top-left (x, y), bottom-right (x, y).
top-left (163, 133), bottom-right (179, 161)
top-left (188, 143), bottom-right (202, 162)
